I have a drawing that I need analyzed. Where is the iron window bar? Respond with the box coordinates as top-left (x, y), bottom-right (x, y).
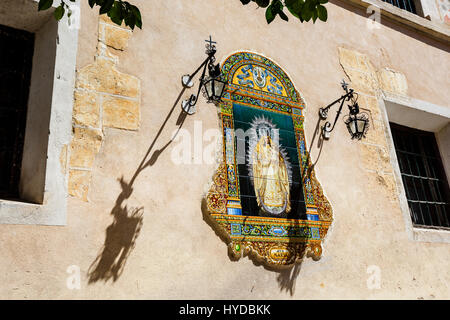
top-left (408, 200), bottom-right (447, 205)
top-left (401, 173), bottom-right (441, 181)
top-left (381, 0), bottom-right (417, 14)
top-left (390, 123), bottom-right (450, 228)
top-left (396, 149), bottom-right (442, 160)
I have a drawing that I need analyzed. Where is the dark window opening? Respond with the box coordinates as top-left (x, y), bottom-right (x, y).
top-left (381, 0), bottom-right (418, 15)
top-left (390, 122), bottom-right (450, 229)
top-left (0, 24), bottom-right (34, 199)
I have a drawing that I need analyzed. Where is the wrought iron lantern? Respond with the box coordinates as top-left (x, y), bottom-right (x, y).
top-left (343, 102), bottom-right (370, 140)
top-left (203, 63), bottom-right (226, 102)
top-left (181, 36), bottom-right (227, 115)
top-left (319, 80), bottom-right (369, 140)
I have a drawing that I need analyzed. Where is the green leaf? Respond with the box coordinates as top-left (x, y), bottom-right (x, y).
top-left (312, 8), bottom-right (318, 23)
top-left (285, 0), bottom-right (303, 12)
top-left (317, 4), bottom-right (327, 21)
top-left (54, 4), bottom-right (65, 20)
top-left (279, 10), bottom-right (289, 21)
top-left (38, 0), bottom-right (53, 11)
top-left (130, 5), bottom-right (142, 29)
top-left (100, 0), bottom-right (115, 15)
top-left (305, 0), bottom-right (316, 12)
top-left (255, 0), bottom-right (270, 7)
top-left (265, 4), bottom-right (276, 24)
top-left (301, 6), bottom-right (312, 21)
top-left (273, 0), bottom-right (284, 10)
top-left (286, 0), bottom-right (305, 20)
top-left (107, 2), bottom-right (123, 26)
top-left (125, 15), bottom-right (136, 30)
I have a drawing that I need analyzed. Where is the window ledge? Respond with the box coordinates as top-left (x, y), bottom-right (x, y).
top-left (412, 227), bottom-right (450, 243)
top-left (0, 198), bottom-right (65, 226)
top-left (346, 0), bottom-right (450, 44)
top-left (382, 90), bottom-right (450, 132)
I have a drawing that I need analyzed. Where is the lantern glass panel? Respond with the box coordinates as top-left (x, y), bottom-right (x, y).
top-left (204, 79), bottom-right (213, 99)
top-left (214, 80), bottom-right (225, 99)
top-left (347, 118), bottom-right (357, 135)
top-left (357, 118), bottom-right (366, 133)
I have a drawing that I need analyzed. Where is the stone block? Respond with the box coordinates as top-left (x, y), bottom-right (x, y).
top-left (76, 58), bottom-right (140, 98)
top-left (338, 47), bottom-right (361, 70)
top-left (68, 169), bottom-right (92, 202)
top-left (73, 90), bottom-right (100, 127)
top-left (102, 96), bottom-right (140, 130)
top-left (357, 55), bottom-right (377, 76)
top-left (104, 25), bottom-right (132, 51)
top-left (378, 146), bottom-right (392, 173)
top-left (59, 144), bottom-right (68, 174)
top-left (360, 96), bottom-right (382, 121)
top-left (364, 119), bottom-right (388, 147)
top-left (373, 172), bottom-right (399, 203)
top-left (69, 127), bottom-right (103, 168)
top-left (377, 68), bottom-right (408, 95)
top-left (344, 68), bottom-right (379, 95)
top-left (359, 143), bottom-right (392, 172)
top-left (100, 14), bottom-right (128, 29)
top-left (96, 42), bottom-right (120, 63)
top-left (359, 143), bottom-right (381, 171)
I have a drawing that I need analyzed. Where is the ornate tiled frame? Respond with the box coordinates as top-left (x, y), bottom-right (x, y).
top-left (206, 52), bottom-right (332, 266)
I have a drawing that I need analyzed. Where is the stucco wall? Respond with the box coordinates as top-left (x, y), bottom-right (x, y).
top-left (0, 0), bottom-right (449, 299)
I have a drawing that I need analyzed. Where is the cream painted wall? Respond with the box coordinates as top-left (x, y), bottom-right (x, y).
top-left (0, 0), bottom-right (449, 299)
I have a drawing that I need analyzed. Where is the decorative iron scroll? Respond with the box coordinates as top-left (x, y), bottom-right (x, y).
top-left (205, 52), bottom-right (332, 266)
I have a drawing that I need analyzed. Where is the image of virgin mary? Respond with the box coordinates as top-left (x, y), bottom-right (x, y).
top-left (247, 117), bottom-right (292, 217)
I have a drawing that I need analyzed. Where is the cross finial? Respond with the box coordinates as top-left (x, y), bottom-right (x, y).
top-left (205, 35), bottom-right (217, 55)
top-left (205, 35), bottom-right (217, 47)
top-left (341, 79), bottom-right (349, 92)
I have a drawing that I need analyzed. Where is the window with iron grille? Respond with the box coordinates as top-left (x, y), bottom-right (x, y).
top-left (381, 0), bottom-right (418, 14)
top-left (390, 122), bottom-right (450, 229)
top-left (0, 24), bottom-right (34, 199)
